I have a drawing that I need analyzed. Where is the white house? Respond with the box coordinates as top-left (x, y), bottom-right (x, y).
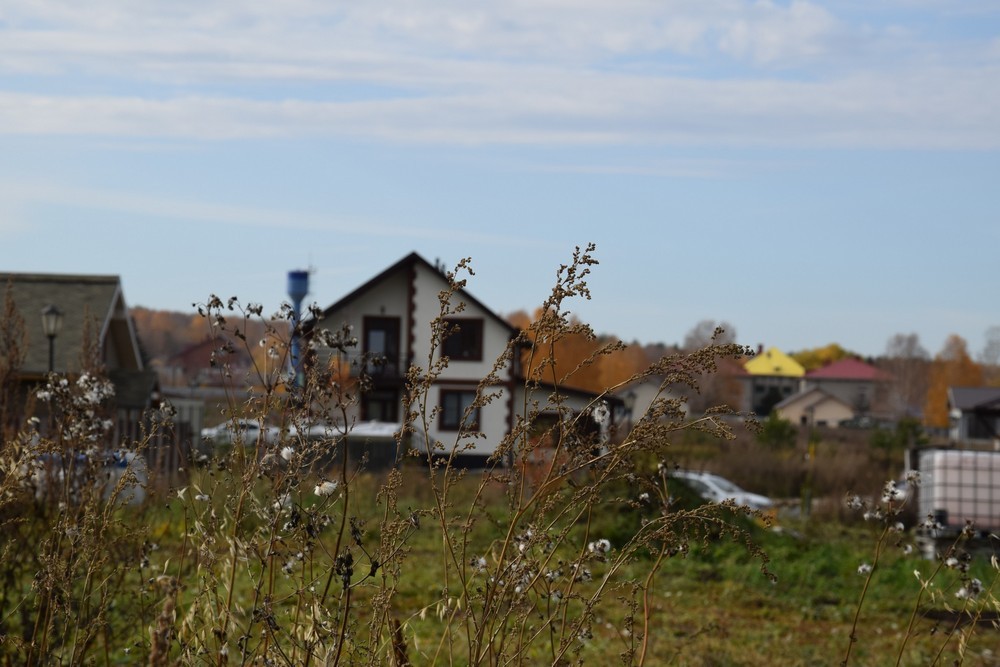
top-left (307, 253), bottom-right (609, 463)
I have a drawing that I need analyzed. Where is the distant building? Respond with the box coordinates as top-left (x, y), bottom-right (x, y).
top-left (0, 273), bottom-right (194, 477)
top-left (771, 357), bottom-right (891, 427)
top-left (802, 357), bottom-right (889, 415)
top-left (774, 386), bottom-right (854, 428)
top-left (740, 347), bottom-right (805, 415)
top-left (948, 387), bottom-right (1000, 445)
top-left (155, 335), bottom-right (253, 388)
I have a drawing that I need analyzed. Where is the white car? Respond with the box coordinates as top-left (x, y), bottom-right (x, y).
top-left (201, 419), bottom-right (279, 447)
top-left (671, 470), bottom-right (773, 511)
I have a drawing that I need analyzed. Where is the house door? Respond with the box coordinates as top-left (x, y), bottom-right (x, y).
top-left (363, 316), bottom-right (401, 377)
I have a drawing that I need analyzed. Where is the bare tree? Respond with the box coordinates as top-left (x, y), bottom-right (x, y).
top-left (980, 326), bottom-right (1000, 385)
top-left (683, 319), bottom-right (736, 352)
top-left (682, 320), bottom-right (742, 413)
top-left (880, 333), bottom-right (930, 419)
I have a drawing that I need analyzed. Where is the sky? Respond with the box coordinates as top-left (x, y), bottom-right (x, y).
top-left (2, 1), bottom-right (998, 359)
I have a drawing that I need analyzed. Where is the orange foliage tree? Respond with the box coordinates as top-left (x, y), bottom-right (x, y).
top-left (791, 343), bottom-right (857, 372)
top-left (924, 334), bottom-right (983, 428)
top-left (506, 308), bottom-right (648, 393)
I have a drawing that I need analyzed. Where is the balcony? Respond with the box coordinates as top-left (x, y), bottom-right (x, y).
top-left (347, 352), bottom-right (405, 380)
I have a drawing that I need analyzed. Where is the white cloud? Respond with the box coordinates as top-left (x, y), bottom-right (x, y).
top-left (1, 1), bottom-right (998, 149)
top-left (2, 57), bottom-right (998, 150)
top-left (0, 1), bottom-right (927, 77)
top-left (717, 1), bottom-right (841, 64)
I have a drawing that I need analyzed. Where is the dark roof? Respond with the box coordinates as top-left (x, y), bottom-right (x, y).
top-left (949, 387), bottom-right (1000, 412)
top-left (312, 252), bottom-right (518, 336)
top-left (0, 272), bottom-right (142, 375)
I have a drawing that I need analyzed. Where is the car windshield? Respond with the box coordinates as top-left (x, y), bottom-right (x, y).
top-left (685, 479), bottom-right (711, 494)
top-left (709, 476), bottom-right (741, 493)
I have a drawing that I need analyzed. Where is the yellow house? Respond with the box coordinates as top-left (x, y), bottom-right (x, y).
top-left (742, 347), bottom-right (805, 416)
top-left (744, 347), bottom-right (805, 378)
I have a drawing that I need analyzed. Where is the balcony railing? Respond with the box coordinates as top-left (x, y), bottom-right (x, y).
top-left (345, 352), bottom-right (404, 379)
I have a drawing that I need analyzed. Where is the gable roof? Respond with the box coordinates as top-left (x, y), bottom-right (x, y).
top-left (1, 272), bottom-right (143, 376)
top-left (744, 347), bottom-right (805, 377)
top-left (807, 357), bottom-right (888, 381)
top-left (949, 387), bottom-right (1000, 412)
top-left (314, 252), bottom-right (518, 336)
top-left (775, 386), bottom-right (852, 411)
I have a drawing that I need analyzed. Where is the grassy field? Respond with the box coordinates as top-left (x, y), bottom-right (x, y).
top-left (5, 458), bottom-right (995, 666)
top-left (4, 263), bottom-right (996, 665)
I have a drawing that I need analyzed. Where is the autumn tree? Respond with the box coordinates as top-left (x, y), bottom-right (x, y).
top-left (880, 333), bottom-right (930, 419)
top-left (924, 334), bottom-right (983, 429)
top-left (505, 309), bottom-right (532, 331)
top-left (791, 343), bottom-right (856, 372)
top-left (598, 340), bottom-right (650, 389)
top-left (508, 308), bottom-right (647, 393)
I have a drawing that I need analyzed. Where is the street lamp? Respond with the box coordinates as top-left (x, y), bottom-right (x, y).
top-left (41, 304), bottom-right (63, 373)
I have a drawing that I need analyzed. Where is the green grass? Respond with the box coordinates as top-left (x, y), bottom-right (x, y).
top-left (4, 457), bottom-right (998, 665)
top-left (143, 470), bottom-right (1000, 663)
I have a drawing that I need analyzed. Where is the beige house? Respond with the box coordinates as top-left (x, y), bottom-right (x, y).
top-left (774, 386), bottom-right (854, 428)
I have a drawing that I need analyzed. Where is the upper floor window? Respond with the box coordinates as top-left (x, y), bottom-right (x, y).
top-left (443, 318), bottom-right (484, 361)
top-left (363, 316), bottom-right (401, 376)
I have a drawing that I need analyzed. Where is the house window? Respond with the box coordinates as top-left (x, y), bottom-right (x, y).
top-left (362, 390), bottom-right (399, 423)
top-left (440, 389), bottom-right (480, 431)
top-left (442, 318), bottom-right (484, 361)
top-left (363, 316), bottom-right (401, 376)
top-left (968, 414), bottom-right (998, 440)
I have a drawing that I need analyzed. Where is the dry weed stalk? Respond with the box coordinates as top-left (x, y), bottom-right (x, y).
top-left (0, 247), bottom-right (775, 665)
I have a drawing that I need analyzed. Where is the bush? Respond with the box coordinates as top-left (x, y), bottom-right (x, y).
top-left (755, 413), bottom-right (797, 449)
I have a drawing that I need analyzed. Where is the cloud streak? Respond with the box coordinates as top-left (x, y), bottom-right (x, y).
top-left (2, 62), bottom-right (997, 149)
top-left (0, 182), bottom-right (529, 247)
top-left (2, 1), bottom-right (998, 149)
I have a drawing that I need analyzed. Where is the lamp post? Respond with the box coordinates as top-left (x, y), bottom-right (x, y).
top-left (41, 305), bottom-right (63, 373)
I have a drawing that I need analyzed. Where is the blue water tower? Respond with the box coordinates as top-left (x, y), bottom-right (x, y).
top-left (288, 270), bottom-right (309, 387)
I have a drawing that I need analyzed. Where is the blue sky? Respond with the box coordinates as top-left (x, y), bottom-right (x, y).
top-left (2, 1), bottom-right (998, 359)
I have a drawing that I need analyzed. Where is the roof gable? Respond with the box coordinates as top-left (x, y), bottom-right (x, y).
top-left (949, 387), bottom-right (1000, 412)
top-left (315, 252), bottom-right (518, 336)
top-left (744, 347), bottom-right (805, 377)
top-left (775, 386), bottom-right (852, 411)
